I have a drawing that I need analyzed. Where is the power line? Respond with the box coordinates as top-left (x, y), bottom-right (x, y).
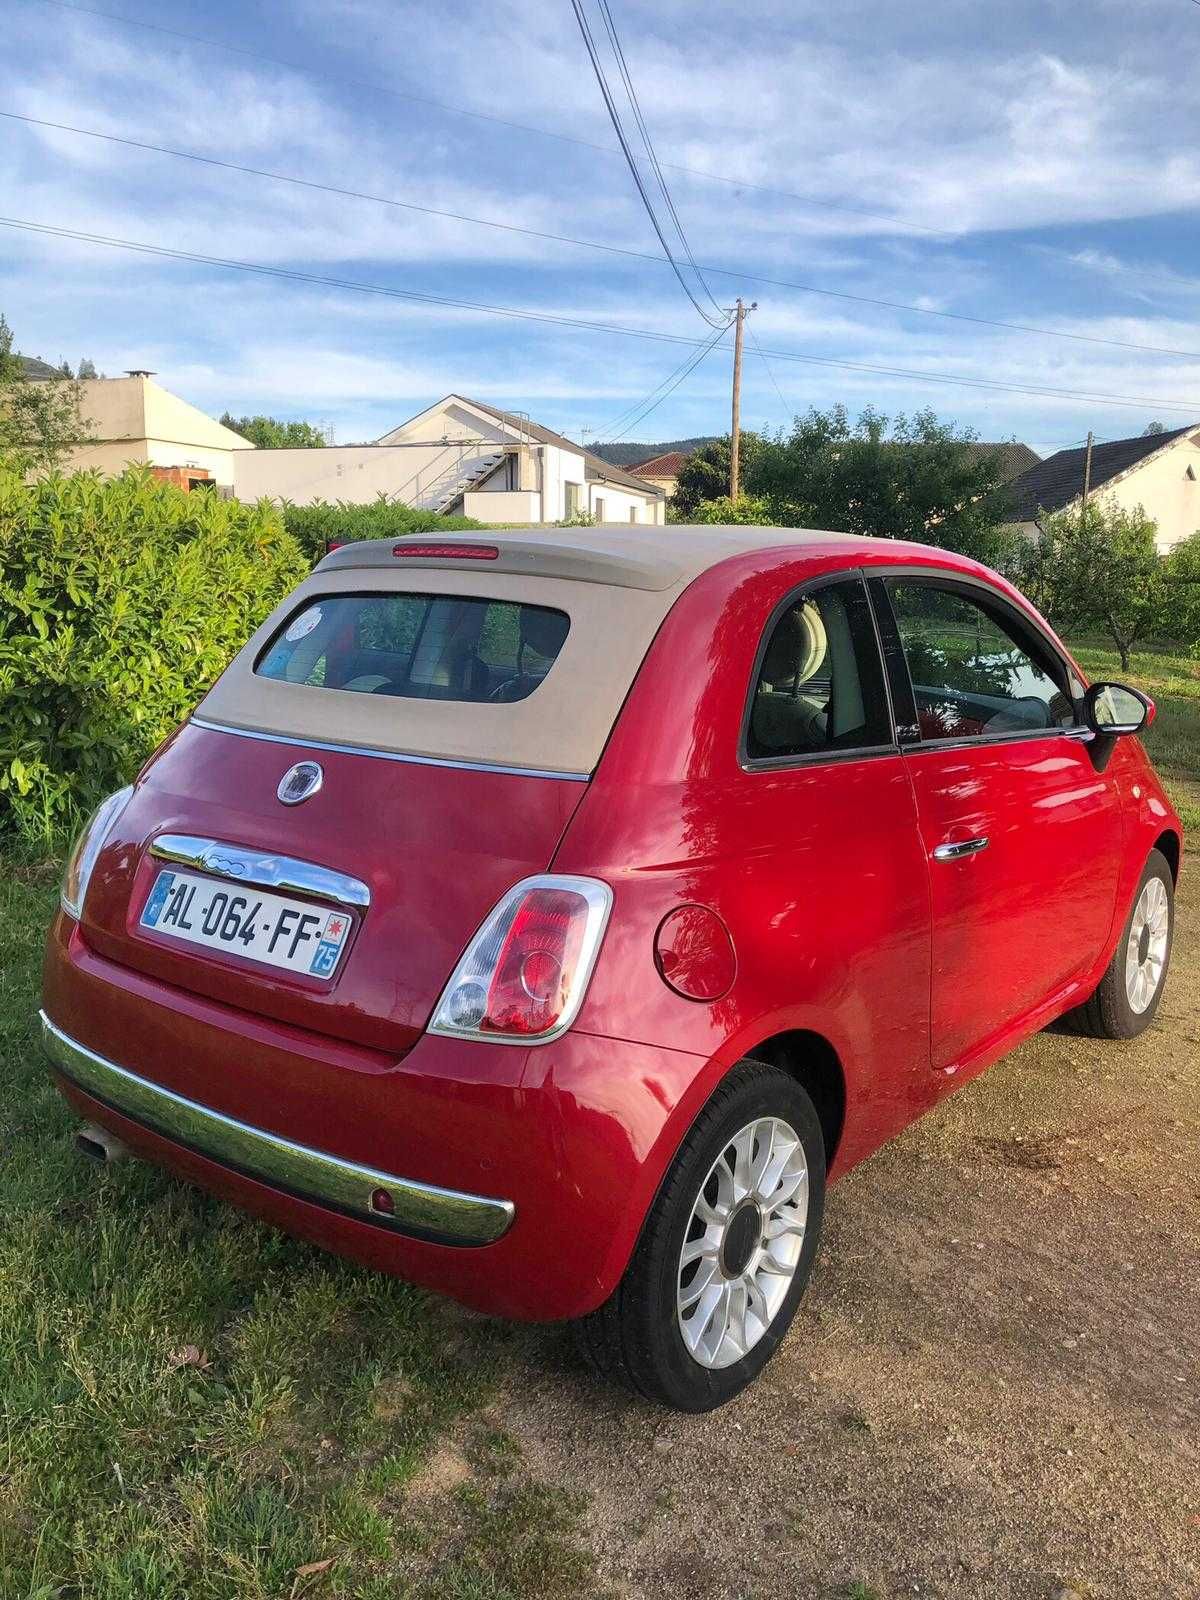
top-left (7, 214), bottom-right (1200, 416)
top-left (747, 322), bottom-right (791, 419)
top-left (570, 0), bottom-right (727, 329)
top-left (7, 108), bottom-right (1200, 366)
top-left (593, 0), bottom-right (726, 323)
top-left (19, 0), bottom-right (956, 241)
top-left (593, 322), bottom-right (731, 442)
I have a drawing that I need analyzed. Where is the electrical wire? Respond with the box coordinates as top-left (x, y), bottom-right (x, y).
top-left (570, 0), bottom-right (728, 329)
top-left (593, 0), bottom-right (726, 323)
top-left (592, 321), bottom-right (731, 442)
top-left (7, 109), bottom-right (1200, 366)
top-left (18, 0), bottom-right (955, 241)
top-left (747, 322), bottom-right (791, 419)
top-left (7, 214), bottom-right (1200, 416)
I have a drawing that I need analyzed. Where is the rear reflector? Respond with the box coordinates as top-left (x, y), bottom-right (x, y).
top-left (429, 875), bottom-right (612, 1044)
top-left (392, 543), bottom-right (499, 560)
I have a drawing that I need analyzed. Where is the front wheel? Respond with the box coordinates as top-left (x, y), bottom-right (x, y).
top-left (573, 1060), bottom-right (826, 1411)
top-left (1072, 847), bottom-right (1175, 1039)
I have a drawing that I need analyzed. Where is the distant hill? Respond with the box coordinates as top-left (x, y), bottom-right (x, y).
top-left (17, 354), bottom-right (61, 380)
top-left (589, 436), bottom-right (718, 468)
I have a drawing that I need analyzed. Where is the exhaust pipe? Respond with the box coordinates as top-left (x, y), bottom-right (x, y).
top-left (75, 1122), bottom-right (130, 1164)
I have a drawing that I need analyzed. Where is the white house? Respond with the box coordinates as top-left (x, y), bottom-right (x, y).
top-left (234, 394), bottom-right (666, 524)
top-left (1008, 425), bottom-right (1200, 553)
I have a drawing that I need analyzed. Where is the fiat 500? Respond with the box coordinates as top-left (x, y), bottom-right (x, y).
top-left (41, 527), bottom-right (1181, 1411)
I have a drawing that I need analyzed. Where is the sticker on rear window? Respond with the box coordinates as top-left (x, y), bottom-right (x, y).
top-left (285, 606), bottom-right (323, 642)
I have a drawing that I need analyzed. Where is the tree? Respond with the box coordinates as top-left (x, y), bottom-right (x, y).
top-left (1014, 498), bottom-right (1170, 671)
top-left (220, 412), bottom-right (327, 449)
top-left (0, 313), bottom-right (89, 476)
top-left (78, 358), bottom-right (98, 380)
top-left (1163, 531), bottom-right (1200, 655)
top-left (1143, 421), bottom-right (1166, 436)
top-left (744, 404), bottom-right (1017, 561)
top-left (671, 433), bottom-right (763, 516)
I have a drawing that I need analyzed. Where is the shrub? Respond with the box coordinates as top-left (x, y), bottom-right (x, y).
top-left (281, 497), bottom-right (482, 562)
top-left (0, 467), bottom-right (308, 841)
top-left (691, 494), bottom-right (773, 525)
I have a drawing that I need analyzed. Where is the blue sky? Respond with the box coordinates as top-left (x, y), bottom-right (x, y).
top-left (5, 0), bottom-right (1200, 455)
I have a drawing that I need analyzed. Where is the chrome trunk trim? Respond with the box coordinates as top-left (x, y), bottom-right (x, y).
top-left (39, 1012), bottom-right (515, 1246)
top-left (189, 716), bottom-right (590, 783)
top-left (148, 835), bottom-right (371, 910)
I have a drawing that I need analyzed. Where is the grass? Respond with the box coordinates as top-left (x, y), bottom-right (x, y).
top-left (0, 868), bottom-right (588, 1599)
top-left (1066, 636), bottom-right (1200, 829)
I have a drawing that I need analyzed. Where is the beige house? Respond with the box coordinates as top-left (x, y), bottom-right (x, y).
top-left (236, 394), bottom-right (665, 524)
top-left (629, 449), bottom-right (688, 500)
top-left (1009, 426), bottom-right (1200, 553)
top-left (62, 373), bottom-right (253, 489)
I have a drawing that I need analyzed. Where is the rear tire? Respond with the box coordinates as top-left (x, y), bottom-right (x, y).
top-left (1071, 848), bottom-right (1174, 1039)
top-left (573, 1060), bottom-right (826, 1411)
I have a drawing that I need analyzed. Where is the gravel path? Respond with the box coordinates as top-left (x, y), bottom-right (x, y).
top-left (498, 870), bottom-right (1199, 1600)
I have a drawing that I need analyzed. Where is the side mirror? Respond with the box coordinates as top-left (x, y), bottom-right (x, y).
top-left (1084, 681), bottom-right (1154, 737)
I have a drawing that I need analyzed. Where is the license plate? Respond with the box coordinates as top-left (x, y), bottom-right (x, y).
top-left (140, 869), bottom-right (353, 978)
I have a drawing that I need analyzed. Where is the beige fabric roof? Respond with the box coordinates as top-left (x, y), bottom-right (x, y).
top-left (319, 525), bottom-right (853, 593)
top-left (197, 527), bottom-right (869, 776)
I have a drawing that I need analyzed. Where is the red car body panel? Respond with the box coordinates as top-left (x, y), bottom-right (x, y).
top-left (41, 535), bottom-right (1183, 1322)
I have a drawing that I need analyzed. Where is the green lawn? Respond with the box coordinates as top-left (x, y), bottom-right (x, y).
top-left (0, 870), bottom-right (587, 1600)
top-left (1066, 637), bottom-right (1200, 829)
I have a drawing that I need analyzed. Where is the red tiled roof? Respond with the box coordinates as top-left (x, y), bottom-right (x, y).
top-left (631, 451), bottom-right (687, 477)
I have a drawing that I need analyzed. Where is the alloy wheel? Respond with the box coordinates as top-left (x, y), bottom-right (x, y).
top-left (1125, 876), bottom-right (1170, 1015)
top-left (676, 1116), bottom-right (808, 1370)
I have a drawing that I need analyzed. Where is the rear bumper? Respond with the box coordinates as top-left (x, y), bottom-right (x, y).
top-left (41, 910), bottom-right (710, 1321)
top-left (39, 1011), bottom-right (514, 1247)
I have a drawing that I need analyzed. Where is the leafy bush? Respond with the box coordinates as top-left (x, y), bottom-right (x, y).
top-left (691, 494), bottom-right (773, 525)
top-left (281, 497), bottom-right (482, 562)
top-left (0, 467), bottom-right (308, 841)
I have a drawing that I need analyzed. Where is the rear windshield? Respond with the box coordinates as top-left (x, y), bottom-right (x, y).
top-left (256, 593), bottom-right (570, 704)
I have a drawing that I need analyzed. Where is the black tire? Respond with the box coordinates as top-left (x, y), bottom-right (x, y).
top-left (573, 1060), bottom-right (826, 1411)
top-left (1071, 848), bottom-right (1175, 1039)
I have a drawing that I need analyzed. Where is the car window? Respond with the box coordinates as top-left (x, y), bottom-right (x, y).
top-left (886, 580), bottom-right (1076, 741)
top-left (747, 578), bottom-right (891, 761)
top-left (256, 593), bottom-right (570, 704)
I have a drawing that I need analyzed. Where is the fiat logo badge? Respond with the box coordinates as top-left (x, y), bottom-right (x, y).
top-left (277, 761), bottom-right (323, 805)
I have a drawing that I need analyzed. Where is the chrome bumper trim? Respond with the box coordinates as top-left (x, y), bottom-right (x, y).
top-left (148, 835), bottom-right (371, 910)
top-left (39, 1011), bottom-right (514, 1247)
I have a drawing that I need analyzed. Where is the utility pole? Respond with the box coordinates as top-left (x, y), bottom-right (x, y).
top-left (729, 298), bottom-right (756, 499)
top-left (1081, 430), bottom-right (1094, 524)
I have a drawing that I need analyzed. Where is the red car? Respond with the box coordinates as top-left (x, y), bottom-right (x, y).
top-left (41, 528), bottom-right (1181, 1410)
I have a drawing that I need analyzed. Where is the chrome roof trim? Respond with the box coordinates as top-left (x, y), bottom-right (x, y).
top-left (189, 716), bottom-right (590, 783)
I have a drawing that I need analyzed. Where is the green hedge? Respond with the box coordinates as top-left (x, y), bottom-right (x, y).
top-left (0, 468), bottom-right (308, 842)
top-left (281, 498), bottom-right (482, 562)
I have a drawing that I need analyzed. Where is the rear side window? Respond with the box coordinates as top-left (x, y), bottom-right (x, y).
top-left (886, 581), bottom-right (1075, 740)
top-left (746, 578), bottom-right (891, 761)
top-left (256, 594), bottom-right (570, 704)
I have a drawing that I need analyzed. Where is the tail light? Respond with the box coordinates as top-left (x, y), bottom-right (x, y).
top-left (430, 875), bottom-right (612, 1044)
top-left (60, 785), bottom-right (133, 920)
top-left (392, 543), bottom-right (499, 560)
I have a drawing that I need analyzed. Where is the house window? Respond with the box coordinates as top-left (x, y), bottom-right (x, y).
top-left (565, 482), bottom-right (582, 516)
top-left (629, 506), bottom-right (639, 524)
top-left (1187, 465), bottom-right (1196, 481)
top-left (594, 497), bottom-right (606, 522)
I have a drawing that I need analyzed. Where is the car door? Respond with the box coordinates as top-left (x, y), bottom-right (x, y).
top-left (871, 571), bottom-right (1124, 1079)
top-left (736, 571), bottom-right (935, 1142)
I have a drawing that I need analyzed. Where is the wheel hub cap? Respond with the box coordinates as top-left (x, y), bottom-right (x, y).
top-left (676, 1115), bottom-right (808, 1371)
top-left (721, 1201), bottom-right (762, 1277)
top-left (1125, 877), bottom-right (1169, 1015)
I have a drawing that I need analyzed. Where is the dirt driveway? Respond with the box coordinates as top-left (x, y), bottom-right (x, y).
top-left (491, 870), bottom-right (1199, 1600)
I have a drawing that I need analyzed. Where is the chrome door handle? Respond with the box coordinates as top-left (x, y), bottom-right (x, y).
top-left (933, 836), bottom-right (989, 861)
